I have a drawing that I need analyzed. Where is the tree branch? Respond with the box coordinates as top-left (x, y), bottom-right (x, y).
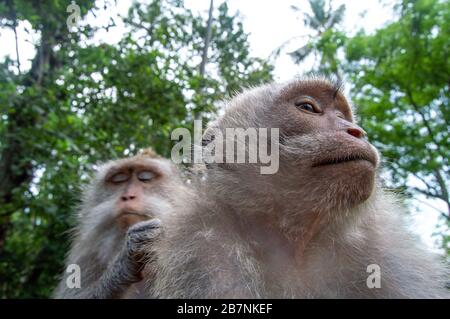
top-left (406, 88), bottom-right (446, 160)
top-left (413, 196), bottom-right (450, 222)
top-left (5, 0), bottom-right (21, 74)
top-left (411, 186), bottom-right (441, 200)
top-left (434, 169), bottom-right (450, 216)
top-left (13, 16), bottom-right (21, 75)
top-left (195, 0), bottom-right (214, 121)
top-left (414, 173), bottom-right (440, 197)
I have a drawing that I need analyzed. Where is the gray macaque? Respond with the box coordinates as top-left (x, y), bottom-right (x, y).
top-left (142, 78), bottom-right (449, 298)
top-left (54, 149), bottom-right (184, 298)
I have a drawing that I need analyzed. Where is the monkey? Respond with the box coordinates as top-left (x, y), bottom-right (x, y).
top-left (54, 149), bottom-right (187, 298)
top-left (141, 77), bottom-right (449, 298)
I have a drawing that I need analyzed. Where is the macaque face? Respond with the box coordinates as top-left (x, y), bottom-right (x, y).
top-left (105, 162), bottom-right (159, 229)
top-left (272, 80), bottom-right (379, 208)
top-left (89, 155), bottom-right (176, 232)
top-left (214, 79), bottom-right (379, 211)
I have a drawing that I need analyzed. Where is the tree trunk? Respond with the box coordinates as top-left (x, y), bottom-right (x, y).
top-left (0, 26), bottom-right (56, 253)
top-left (195, 0), bottom-right (214, 121)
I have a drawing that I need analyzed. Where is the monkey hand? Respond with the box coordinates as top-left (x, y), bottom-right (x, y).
top-left (123, 218), bottom-right (162, 282)
top-left (87, 219), bottom-right (162, 299)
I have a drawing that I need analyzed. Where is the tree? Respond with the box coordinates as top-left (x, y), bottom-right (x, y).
top-left (0, 0), bottom-right (272, 297)
top-left (0, 0), bottom-right (95, 297)
top-left (282, 0), bottom-right (449, 252)
top-left (277, 0), bottom-right (346, 76)
top-left (345, 0), bottom-right (449, 250)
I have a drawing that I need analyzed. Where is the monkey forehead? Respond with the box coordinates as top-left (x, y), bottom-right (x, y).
top-left (224, 77), bottom-right (344, 106)
top-left (275, 77), bottom-right (346, 103)
top-left (94, 157), bottom-right (175, 181)
top-left (210, 77), bottom-right (354, 130)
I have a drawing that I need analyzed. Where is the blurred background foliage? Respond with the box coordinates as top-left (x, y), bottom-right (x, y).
top-left (0, 0), bottom-right (448, 297)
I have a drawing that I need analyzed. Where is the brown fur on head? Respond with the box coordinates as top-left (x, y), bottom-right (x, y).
top-left (138, 147), bottom-right (160, 158)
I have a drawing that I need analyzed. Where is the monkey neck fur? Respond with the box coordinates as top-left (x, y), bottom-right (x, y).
top-left (196, 167), bottom-right (377, 259)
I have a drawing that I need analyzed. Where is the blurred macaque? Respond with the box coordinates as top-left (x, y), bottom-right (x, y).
top-left (54, 149), bottom-right (184, 298)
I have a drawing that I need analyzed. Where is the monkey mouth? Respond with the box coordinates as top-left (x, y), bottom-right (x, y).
top-left (120, 211), bottom-right (148, 217)
top-left (119, 211), bottom-right (150, 218)
top-left (116, 211), bottom-right (152, 229)
top-left (313, 153), bottom-right (376, 167)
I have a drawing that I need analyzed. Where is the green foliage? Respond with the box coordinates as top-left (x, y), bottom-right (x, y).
top-left (345, 0), bottom-right (449, 217)
top-left (1, 0), bottom-right (448, 298)
top-left (289, 0), bottom-right (346, 75)
top-left (0, 0), bottom-right (272, 298)
top-left (289, 0), bottom-right (449, 250)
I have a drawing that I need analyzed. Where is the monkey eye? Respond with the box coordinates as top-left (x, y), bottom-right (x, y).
top-left (110, 173), bottom-right (129, 183)
top-left (295, 102), bottom-right (319, 113)
top-left (138, 171), bottom-right (156, 182)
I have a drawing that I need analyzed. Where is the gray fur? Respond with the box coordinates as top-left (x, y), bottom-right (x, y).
top-left (53, 153), bottom-right (179, 298)
top-left (146, 78), bottom-right (449, 298)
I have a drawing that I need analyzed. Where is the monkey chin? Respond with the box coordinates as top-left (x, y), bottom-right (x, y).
top-left (314, 159), bottom-right (377, 210)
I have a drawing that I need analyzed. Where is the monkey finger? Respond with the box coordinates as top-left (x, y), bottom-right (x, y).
top-left (126, 219), bottom-right (162, 255)
top-left (128, 218), bottom-right (161, 234)
top-left (129, 227), bottom-right (162, 244)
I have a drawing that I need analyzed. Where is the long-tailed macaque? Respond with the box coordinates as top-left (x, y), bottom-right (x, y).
top-left (54, 149), bottom-right (186, 298)
top-left (143, 78), bottom-right (449, 298)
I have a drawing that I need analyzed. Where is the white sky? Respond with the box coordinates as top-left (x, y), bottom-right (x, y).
top-left (0, 0), bottom-right (446, 251)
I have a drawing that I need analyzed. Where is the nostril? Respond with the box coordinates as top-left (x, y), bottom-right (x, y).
top-left (347, 128), bottom-right (365, 139)
top-left (121, 195), bottom-right (135, 201)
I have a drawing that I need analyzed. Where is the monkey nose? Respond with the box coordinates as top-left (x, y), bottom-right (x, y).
top-left (346, 127), bottom-right (366, 139)
top-left (121, 195), bottom-right (136, 201)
